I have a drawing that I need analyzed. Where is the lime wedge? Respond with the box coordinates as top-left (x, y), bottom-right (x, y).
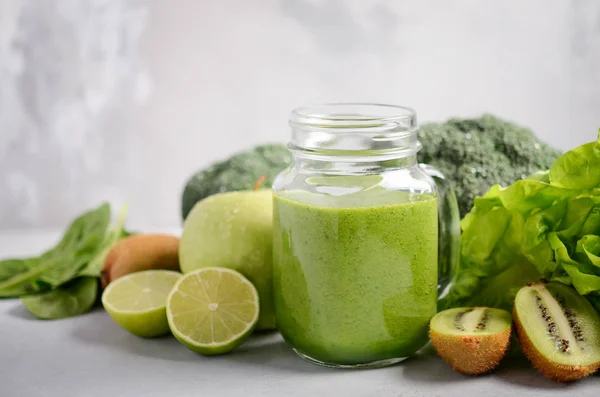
top-left (167, 267), bottom-right (260, 355)
top-left (101, 270), bottom-right (182, 337)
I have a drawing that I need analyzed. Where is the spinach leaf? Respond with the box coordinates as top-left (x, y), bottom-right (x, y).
top-left (0, 258), bottom-right (49, 298)
top-left (38, 203), bottom-right (111, 285)
top-left (21, 277), bottom-right (98, 319)
top-left (0, 203), bottom-right (131, 319)
top-left (0, 204), bottom-right (110, 297)
top-left (79, 205), bottom-right (129, 277)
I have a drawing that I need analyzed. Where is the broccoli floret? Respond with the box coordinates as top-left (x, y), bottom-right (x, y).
top-left (181, 115), bottom-right (561, 220)
top-left (418, 114), bottom-right (561, 216)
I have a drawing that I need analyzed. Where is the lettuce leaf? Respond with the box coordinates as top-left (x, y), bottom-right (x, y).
top-left (440, 130), bottom-right (600, 311)
top-left (549, 130), bottom-right (600, 189)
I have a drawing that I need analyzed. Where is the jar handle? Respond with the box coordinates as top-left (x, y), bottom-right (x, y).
top-left (419, 163), bottom-right (460, 299)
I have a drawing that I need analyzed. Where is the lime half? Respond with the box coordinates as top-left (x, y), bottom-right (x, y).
top-left (167, 267), bottom-right (259, 355)
top-left (102, 270), bottom-right (182, 337)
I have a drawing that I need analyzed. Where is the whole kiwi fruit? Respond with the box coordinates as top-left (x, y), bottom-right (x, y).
top-left (101, 234), bottom-right (180, 288)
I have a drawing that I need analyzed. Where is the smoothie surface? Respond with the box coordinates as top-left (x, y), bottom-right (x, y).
top-left (273, 189), bottom-right (438, 365)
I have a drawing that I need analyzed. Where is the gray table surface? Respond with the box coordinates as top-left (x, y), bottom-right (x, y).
top-left (1, 231), bottom-right (599, 397)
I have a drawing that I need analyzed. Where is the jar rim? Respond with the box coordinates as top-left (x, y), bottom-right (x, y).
top-left (290, 102), bottom-right (417, 131)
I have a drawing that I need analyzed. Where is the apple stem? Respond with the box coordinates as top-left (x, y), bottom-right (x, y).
top-left (253, 175), bottom-right (268, 191)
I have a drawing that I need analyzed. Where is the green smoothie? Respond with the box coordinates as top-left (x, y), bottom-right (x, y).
top-left (273, 189), bottom-right (438, 366)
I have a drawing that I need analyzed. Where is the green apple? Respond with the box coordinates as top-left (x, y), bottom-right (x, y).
top-left (179, 189), bottom-right (275, 330)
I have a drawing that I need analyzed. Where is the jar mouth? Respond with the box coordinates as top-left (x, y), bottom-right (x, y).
top-left (290, 103), bottom-right (417, 132)
top-left (289, 103), bottom-right (419, 158)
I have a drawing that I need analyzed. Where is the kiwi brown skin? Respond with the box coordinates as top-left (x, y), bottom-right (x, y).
top-left (430, 326), bottom-right (511, 375)
top-left (513, 305), bottom-right (600, 382)
top-left (101, 234), bottom-right (180, 288)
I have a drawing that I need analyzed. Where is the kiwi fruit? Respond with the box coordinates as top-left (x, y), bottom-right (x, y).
top-left (430, 307), bottom-right (512, 375)
top-left (101, 234), bottom-right (180, 288)
top-left (513, 281), bottom-right (600, 382)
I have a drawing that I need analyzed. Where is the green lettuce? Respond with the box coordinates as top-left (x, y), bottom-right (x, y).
top-left (440, 130), bottom-right (600, 311)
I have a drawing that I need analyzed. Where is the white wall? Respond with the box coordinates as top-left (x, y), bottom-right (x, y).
top-left (1, 0), bottom-right (599, 230)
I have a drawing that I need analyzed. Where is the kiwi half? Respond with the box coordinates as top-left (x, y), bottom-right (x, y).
top-left (513, 281), bottom-right (600, 382)
top-left (430, 307), bottom-right (512, 375)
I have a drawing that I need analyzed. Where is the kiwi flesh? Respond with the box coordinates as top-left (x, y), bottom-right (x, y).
top-left (513, 281), bottom-right (600, 382)
top-left (430, 307), bottom-right (512, 375)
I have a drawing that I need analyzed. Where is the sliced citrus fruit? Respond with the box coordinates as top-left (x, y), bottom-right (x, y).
top-left (101, 270), bottom-right (182, 337)
top-left (167, 267), bottom-right (259, 355)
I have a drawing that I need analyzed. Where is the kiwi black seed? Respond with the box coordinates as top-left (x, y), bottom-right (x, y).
top-left (430, 307), bottom-right (512, 375)
top-left (513, 281), bottom-right (600, 382)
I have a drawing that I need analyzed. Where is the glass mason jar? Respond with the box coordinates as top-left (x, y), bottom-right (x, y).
top-left (272, 103), bottom-right (460, 368)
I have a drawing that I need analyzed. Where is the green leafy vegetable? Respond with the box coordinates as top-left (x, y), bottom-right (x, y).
top-left (21, 277), bottom-right (98, 320)
top-left (549, 129), bottom-right (600, 189)
top-left (79, 205), bottom-right (129, 277)
top-left (441, 130), bottom-right (600, 312)
top-left (0, 203), bottom-right (130, 320)
top-left (0, 204), bottom-right (111, 297)
top-left (0, 259), bottom-right (44, 298)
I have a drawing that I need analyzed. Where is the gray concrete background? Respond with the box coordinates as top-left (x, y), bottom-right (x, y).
top-left (0, 0), bottom-right (599, 229)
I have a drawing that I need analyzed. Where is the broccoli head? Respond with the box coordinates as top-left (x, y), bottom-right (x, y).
top-left (418, 114), bottom-right (561, 216)
top-left (181, 115), bottom-right (561, 220)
